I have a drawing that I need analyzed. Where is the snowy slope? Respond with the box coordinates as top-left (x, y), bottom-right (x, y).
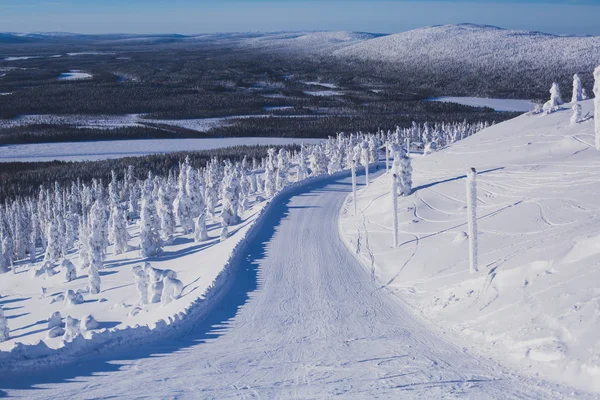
top-left (1, 168), bottom-right (587, 399)
top-left (340, 99), bottom-right (600, 392)
top-left (334, 24), bottom-right (600, 71)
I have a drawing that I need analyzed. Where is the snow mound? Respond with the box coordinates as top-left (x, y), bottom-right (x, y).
top-left (340, 98), bottom-right (600, 393)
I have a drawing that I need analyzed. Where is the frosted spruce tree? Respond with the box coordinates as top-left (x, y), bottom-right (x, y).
top-left (88, 199), bottom-right (105, 293)
top-left (595, 65), bottom-right (600, 150)
top-left (43, 216), bottom-right (60, 263)
top-left (126, 166), bottom-right (139, 220)
top-left (544, 82), bottom-right (563, 113)
top-left (327, 144), bottom-right (342, 175)
top-left (572, 73), bottom-right (583, 103)
top-left (297, 144), bottom-right (309, 181)
top-left (140, 173), bottom-right (163, 258)
top-left (111, 205), bottom-right (129, 255)
top-left (276, 148), bottom-right (289, 191)
top-left (78, 209), bottom-right (91, 269)
top-left (397, 143), bottom-right (412, 196)
top-left (264, 148), bottom-right (277, 197)
top-left (220, 169), bottom-right (241, 226)
top-left (204, 158), bottom-right (219, 218)
top-left (157, 186), bottom-right (176, 242)
top-left (194, 212), bottom-right (209, 242)
top-left (466, 168), bottom-right (479, 274)
top-left (174, 165), bottom-right (194, 234)
top-left (186, 164), bottom-right (205, 219)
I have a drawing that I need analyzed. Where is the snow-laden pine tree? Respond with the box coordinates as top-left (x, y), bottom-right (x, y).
top-left (0, 238), bottom-right (6, 274)
top-left (78, 209), bottom-right (91, 269)
top-left (297, 144), bottom-right (309, 181)
top-left (264, 148), bottom-right (277, 197)
top-left (157, 185), bottom-right (176, 242)
top-left (276, 148), bottom-right (289, 190)
top-left (194, 212), bottom-right (209, 242)
top-left (220, 169), bottom-right (242, 226)
top-left (204, 158), bottom-right (219, 218)
top-left (572, 73), bottom-right (583, 103)
top-left (186, 164), bottom-right (205, 219)
top-left (140, 173), bottom-right (163, 258)
top-left (62, 258), bottom-right (76, 282)
top-left (466, 168), bottom-right (478, 274)
top-left (174, 165), bottom-right (194, 234)
top-left (595, 65), bottom-right (600, 151)
top-left (327, 143), bottom-right (342, 175)
top-left (111, 205), bottom-right (129, 255)
top-left (544, 82), bottom-right (563, 113)
top-left (126, 166), bottom-right (139, 220)
top-left (0, 307), bottom-right (9, 342)
top-left (571, 103), bottom-right (582, 125)
top-left (309, 144), bottom-right (327, 176)
top-left (43, 216), bottom-right (60, 263)
top-left (87, 200), bottom-right (105, 293)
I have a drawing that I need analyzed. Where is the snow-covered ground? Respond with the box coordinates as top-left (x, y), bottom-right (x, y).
top-left (1, 168), bottom-right (586, 399)
top-left (0, 196), bottom-right (267, 355)
top-left (57, 70), bottom-right (92, 80)
top-left (0, 138), bottom-right (323, 162)
top-left (425, 97), bottom-right (537, 112)
top-left (340, 99), bottom-right (600, 393)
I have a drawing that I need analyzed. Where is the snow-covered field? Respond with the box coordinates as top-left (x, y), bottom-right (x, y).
top-left (1, 167), bottom-right (586, 399)
top-left (57, 70), bottom-right (92, 80)
top-left (340, 99), bottom-right (600, 392)
top-left (0, 138), bottom-right (323, 162)
top-left (425, 97), bottom-right (537, 112)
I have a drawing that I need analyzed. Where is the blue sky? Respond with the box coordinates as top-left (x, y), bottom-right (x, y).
top-left (1, 0), bottom-right (599, 36)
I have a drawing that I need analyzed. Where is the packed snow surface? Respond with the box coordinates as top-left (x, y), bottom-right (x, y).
top-left (0, 137), bottom-right (323, 162)
top-left (1, 169), bottom-right (585, 399)
top-left (425, 97), bottom-right (537, 112)
top-left (57, 70), bottom-right (92, 80)
top-left (340, 99), bottom-right (600, 393)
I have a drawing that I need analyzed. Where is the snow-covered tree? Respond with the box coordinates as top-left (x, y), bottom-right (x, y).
top-left (572, 73), bottom-right (583, 103)
top-left (186, 164), bottom-right (205, 219)
top-left (161, 276), bottom-right (183, 306)
top-left (204, 159), bottom-right (219, 218)
top-left (0, 307), bottom-right (9, 342)
top-left (220, 169), bottom-right (241, 226)
top-left (397, 144), bottom-right (412, 196)
top-left (62, 258), bottom-right (76, 282)
top-left (88, 261), bottom-right (101, 294)
top-left (466, 168), bottom-right (478, 274)
top-left (111, 205), bottom-right (129, 255)
top-left (139, 173), bottom-right (163, 258)
top-left (391, 172), bottom-right (399, 248)
top-left (157, 186), bottom-right (176, 242)
top-left (132, 264), bottom-right (149, 305)
top-left (327, 144), bottom-right (342, 175)
top-left (297, 144), bottom-right (309, 181)
top-left (276, 148), bottom-right (289, 190)
top-left (43, 216), bottom-right (60, 263)
top-left (174, 165), bottom-right (193, 234)
top-left (264, 148), bottom-right (277, 197)
top-left (544, 82), bottom-right (563, 113)
top-left (194, 212), bottom-right (209, 242)
top-left (87, 198), bottom-right (106, 293)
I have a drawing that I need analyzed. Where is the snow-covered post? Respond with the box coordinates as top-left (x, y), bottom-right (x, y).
top-left (385, 141), bottom-right (390, 172)
top-left (351, 160), bottom-right (357, 216)
top-left (571, 104), bottom-right (582, 125)
top-left (572, 73), bottom-right (583, 103)
top-left (0, 307), bottom-right (9, 342)
top-left (595, 66), bottom-right (600, 151)
top-left (466, 168), bottom-right (478, 274)
top-left (392, 173), bottom-right (399, 248)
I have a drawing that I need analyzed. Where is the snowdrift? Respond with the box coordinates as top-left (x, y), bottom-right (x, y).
top-left (340, 99), bottom-right (600, 392)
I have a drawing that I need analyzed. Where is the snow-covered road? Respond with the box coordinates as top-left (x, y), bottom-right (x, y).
top-left (1, 168), bottom-right (580, 399)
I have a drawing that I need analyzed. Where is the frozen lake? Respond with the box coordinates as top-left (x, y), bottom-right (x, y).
top-left (425, 96), bottom-right (537, 112)
top-left (58, 70), bottom-right (93, 80)
top-left (0, 137), bottom-right (323, 162)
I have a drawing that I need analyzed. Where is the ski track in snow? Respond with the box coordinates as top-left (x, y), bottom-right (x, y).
top-left (1, 167), bottom-right (583, 399)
